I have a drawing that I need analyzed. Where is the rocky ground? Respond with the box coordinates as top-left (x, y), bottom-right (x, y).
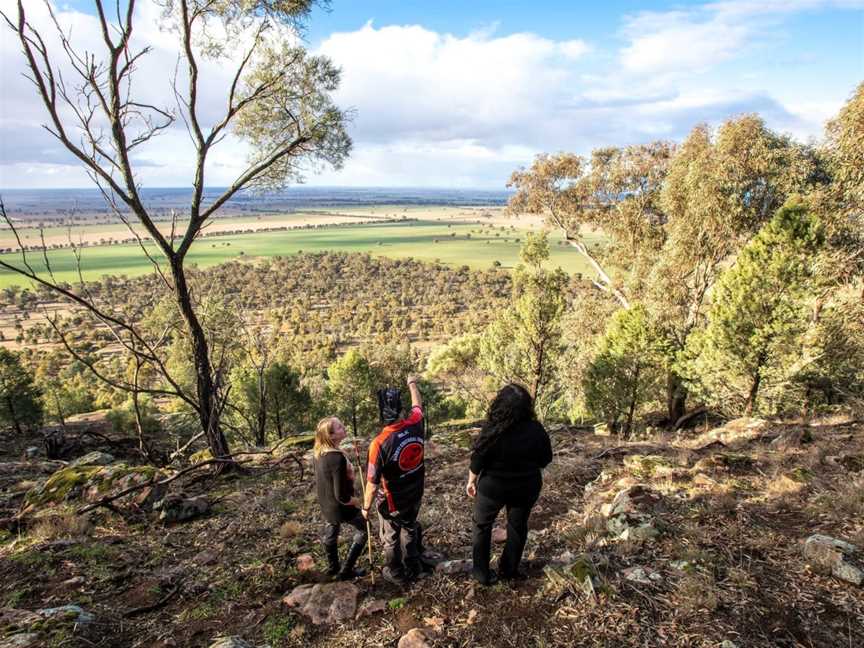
top-left (1, 414), bottom-right (863, 648)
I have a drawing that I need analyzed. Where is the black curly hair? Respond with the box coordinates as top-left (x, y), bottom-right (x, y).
top-left (473, 383), bottom-right (536, 455)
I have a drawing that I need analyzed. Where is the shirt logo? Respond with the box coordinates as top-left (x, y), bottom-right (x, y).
top-left (397, 441), bottom-right (424, 472)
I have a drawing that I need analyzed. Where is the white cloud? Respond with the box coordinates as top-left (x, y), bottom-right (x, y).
top-left (620, 10), bottom-right (751, 74)
top-left (0, 1), bottom-right (859, 189)
top-left (618, 0), bottom-right (864, 75)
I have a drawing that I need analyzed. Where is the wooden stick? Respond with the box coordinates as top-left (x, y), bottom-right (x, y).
top-left (351, 435), bottom-right (375, 585)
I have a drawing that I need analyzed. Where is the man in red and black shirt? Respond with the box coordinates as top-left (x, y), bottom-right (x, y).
top-left (362, 376), bottom-right (425, 585)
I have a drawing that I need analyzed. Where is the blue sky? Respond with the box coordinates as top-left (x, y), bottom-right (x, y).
top-left (1, 0), bottom-right (862, 188)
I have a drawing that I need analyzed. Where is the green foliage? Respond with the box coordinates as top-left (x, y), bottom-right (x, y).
top-left (782, 281), bottom-right (864, 413)
top-left (232, 361), bottom-right (312, 443)
top-left (326, 349), bottom-right (378, 437)
top-left (426, 333), bottom-right (490, 418)
top-left (263, 613), bottom-right (296, 645)
top-left (480, 232), bottom-right (568, 417)
top-left (233, 41), bottom-right (351, 189)
top-left (0, 347), bottom-right (43, 433)
top-left (583, 304), bottom-right (667, 436)
top-left (681, 203), bottom-right (825, 415)
top-left (105, 397), bottom-right (162, 438)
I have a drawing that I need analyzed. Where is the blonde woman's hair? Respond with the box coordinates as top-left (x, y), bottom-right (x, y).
top-left (314, 417), bottom-right (342, 458)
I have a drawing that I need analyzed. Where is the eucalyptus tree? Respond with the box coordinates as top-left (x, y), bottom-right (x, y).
top-left (0, 1), bottom-right (351, 462)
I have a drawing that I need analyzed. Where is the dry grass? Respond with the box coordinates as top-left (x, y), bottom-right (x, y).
top-left (279, 520), bottom-right (304, 539)
top-left (675, 572), bottom-right (720, 615)
top-left (30, 513), bottom-right (93, 541)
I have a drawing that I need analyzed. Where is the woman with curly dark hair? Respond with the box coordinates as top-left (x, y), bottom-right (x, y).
top-left (467, 383), bottom-right (553, 585)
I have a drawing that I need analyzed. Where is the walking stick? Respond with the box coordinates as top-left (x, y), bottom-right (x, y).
top-left (351, 435), bottom-right (375, 585)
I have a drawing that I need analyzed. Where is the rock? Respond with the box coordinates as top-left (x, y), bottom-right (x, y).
top-left (622, 566), bottom-right (662, 585)
top-left (550, 550), bottom-right (577, 567)
top-left (593, 422), bottom-right (611, 436)
top-left (691, 473), bottom-right (717, 488)
top-left (491, 527), bottom-right (507, 543)
top-left (803, 534), bottom-right (863, 586)
top-left (23, 463), bottom-right (167, 514)
top-left (398, 628), bottom-right (433, 648)
top-left (37, 604), bottom-right (94, 624)
top-left (770, 428), bottom-right (812, 449)
top-left (605, 484), bottom-right (661, 518)
top-left (435, 559), bottom-right (472, 574)
top-left (355, 597), bottom-right (387, 619)
top-left (295, 554), bottom-right (316, 572)
top-left (193, 550), bottom-right (220, 566)
top-left (687, 418), bottom-right (768, 449)
top-left (189, 448), bottom-right (213, 465)
top-left (154, 494), bottom-right (210, 523)
top-left (283, 582), bottom-right (359, 625)
top-left (720, 642), bottom-right (738, 648)
top-left (543, 556), bottom-right (597, 599)
top-left (622, 455), bottom-right (679, 478)
top-left (609, 518), bottom-right (659, 542)
top-left (69, 451), bottom-right (115, 468)
top-left (0, 461), bottom-right (64, 476)
top-left (420, 549), bottom-right (446, 568)
top-left (208, 638), bottom-right (255, 648)
top-left (601, 485), bottom-right (662, 543)
top-left (23, 447), bottom-right (39, 459)
top-left (62, 576), bottom-right (85, 587)
top-left (0, 609), bottom-right (41, 629)
top-left (670, 559), bottom-right (695, 572)
top-left (0, 634), bottom-right (41, 648)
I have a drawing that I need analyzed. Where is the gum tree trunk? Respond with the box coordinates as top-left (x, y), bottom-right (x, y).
top-left (171, 259), bottom-right (230, 460)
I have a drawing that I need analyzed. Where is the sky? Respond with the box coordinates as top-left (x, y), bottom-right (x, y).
top-left (0, 0), bottom-right (862, 189)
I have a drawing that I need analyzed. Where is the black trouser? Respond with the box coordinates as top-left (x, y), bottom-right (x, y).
top-left (377, 500), bottom-right (422, 573)
top-left (322, 508), bottom-right (368, 549)
top-left (472, 471), bottom-right (541, 579)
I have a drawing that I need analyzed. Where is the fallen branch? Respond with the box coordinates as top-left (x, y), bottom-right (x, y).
top-left (674, 406), bottom-right (708, 430)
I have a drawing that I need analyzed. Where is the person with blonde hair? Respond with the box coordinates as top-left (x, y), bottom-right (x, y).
top-left (313, 416), bottom-right (367, 580)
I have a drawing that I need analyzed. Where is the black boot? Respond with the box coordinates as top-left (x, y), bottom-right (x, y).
top-left (325, 543), bottom-right (340, 578)
top-left (338, 541), bottom-right (367, 581)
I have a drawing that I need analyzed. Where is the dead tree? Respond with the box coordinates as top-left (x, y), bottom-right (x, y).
top-left (0, 0), bottom-right (351, 464)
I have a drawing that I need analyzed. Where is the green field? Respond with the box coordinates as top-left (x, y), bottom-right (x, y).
top-left (0, 220), bottom-right (604, 288)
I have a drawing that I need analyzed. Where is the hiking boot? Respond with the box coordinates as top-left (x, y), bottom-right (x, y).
top-left (472, 570), bottom-right (499, 587)
top-left (498, 570), bottom-right (528, 582)
top-left (404, 558), bottom-right (424, 581)
top-left (324, 543), bottom-right (340, 578)
top-left (381, 566), bottom-right (409, 586)
top-left (337, 541), bottom-right (367, 581)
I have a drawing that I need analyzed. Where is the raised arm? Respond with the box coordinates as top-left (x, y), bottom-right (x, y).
top-left (406, 375), bottom-right (422, 410)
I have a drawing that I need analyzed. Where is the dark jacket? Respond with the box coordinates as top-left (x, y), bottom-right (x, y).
top-left (314, 450), bottom-right (358, 524)
top-left (469, 419), bottom-right (552, 478)
top-left (367, 406), bottom-right (425, 513)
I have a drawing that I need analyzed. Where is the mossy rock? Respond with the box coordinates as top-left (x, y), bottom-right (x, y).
top-left (24, 466), bottom-right (102, 508)
top-left (278, 434), bottom-right (316, 450)
top-left (623, 454), bottom-right (677, 478)
top-left (787, 467), bottom-right (813, 483)
top-left (24, 463), bottom-right (167, 513)
top-left (189, 448), bottom-right (213, 465)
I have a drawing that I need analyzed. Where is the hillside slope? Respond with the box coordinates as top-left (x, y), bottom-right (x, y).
top-left (1, 416), bottom-right (862, 647)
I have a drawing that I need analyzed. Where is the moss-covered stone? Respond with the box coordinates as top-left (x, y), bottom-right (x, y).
top-left (23, 463), bottom-right (168, 513)
top-left (189, 448), bottom-right (213, 465)
top-left (24, 466), bottom-right (102, 508)
top-left (623, 454), bottom-right (677, 478)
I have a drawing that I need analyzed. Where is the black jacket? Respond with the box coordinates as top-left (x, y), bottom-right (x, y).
top-left (470, 419), bottom-right (553, 477)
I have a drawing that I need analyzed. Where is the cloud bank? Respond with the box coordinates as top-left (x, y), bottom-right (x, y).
top-left (0, 0), bottom-right (860, 189)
